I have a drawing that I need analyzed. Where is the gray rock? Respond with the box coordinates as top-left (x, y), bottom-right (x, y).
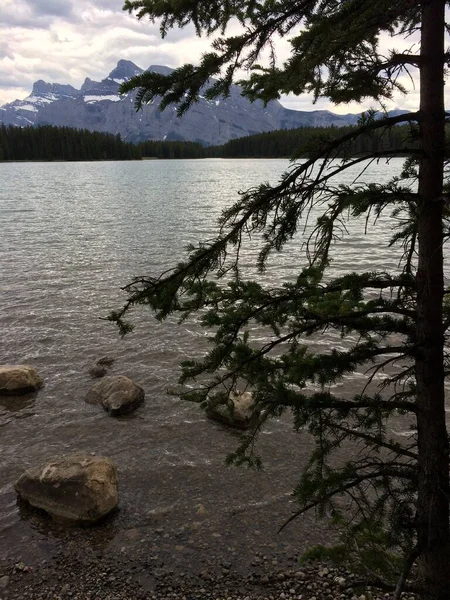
top-left (96, 356), bottom-right (115, 367)
top-left (88, 356), bottom-right (115, 378)
top-left (206, 391), bottom-right (259, 429)
top-left (88, 365), bottom-right (108, 378)
top-left (0, 575), bottom-right (9, 588)
top-left (0, 365), bottom-right (43, 395)
top-left (14, 453), bottom-right (118, 524)
top-left (86, 375), bottom-right (144, 416)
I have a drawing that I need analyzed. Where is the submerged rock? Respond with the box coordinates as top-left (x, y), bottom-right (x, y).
top-left (206, 391), bottom-right (259, 430)
top-left (96, 356), bottom-right (115, 367)
top-left (88, 356), bottom-right (115, 378)
top-left (88, 365), bottom-right (108, 378)
top-left (14, 453), bottom-right (118, 524)
top-left (86, 375), bottom-right (144, 416)
top-left (0, 365), bottom-right (43, 395)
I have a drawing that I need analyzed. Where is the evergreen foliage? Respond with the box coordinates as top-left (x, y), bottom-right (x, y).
top-left (138, 123), bottom-right (417, 158)
top-left (0, 124), bottom-right (141, 161)
top-left (114, 2), bottom-right (450, 597)
top-left (210, 123), bottom-right (414, 158)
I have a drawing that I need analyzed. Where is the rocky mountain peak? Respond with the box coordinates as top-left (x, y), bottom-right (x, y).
top-left (32, 80), bottom-right (52, 95)
top-left (147, 65), bottom-right (174, 76)
top-left (107, 60), bottom-right (143, 83)
top-left (80, 78), bottom-right (94, 93)
top-left (32, 80), bottom-right (79, 98)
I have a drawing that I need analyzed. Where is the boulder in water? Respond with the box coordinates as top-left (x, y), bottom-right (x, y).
top-left (88, 365), bottom-right (108, 378)
top-left (0, 365), bottom-right (43, 395)
top-left (206, 391), bottom-right (259, 430)
top-left (88, 356), bottom-right (115, 378)
top-left (14, 453), bottom-right (118, 524)
top-left (96, 356), bottom-right (115, 367)
top-left (86, 375), bottom-right (144, 416)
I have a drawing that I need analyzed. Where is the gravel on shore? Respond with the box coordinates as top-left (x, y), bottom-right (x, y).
top-left (0, 546), bottom-right (420, 600)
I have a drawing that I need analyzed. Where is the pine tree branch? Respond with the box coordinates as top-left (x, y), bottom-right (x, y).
top-left (382, 53), bottom-right (422, 68)
top-left (328, 422), bottom-right (418, 459)
top-left (278, 466), bottom-right (417, 533)
top-left (273, 391), bottom-right (417, 414)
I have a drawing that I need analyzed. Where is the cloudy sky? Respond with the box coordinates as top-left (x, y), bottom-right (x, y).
top-left (0, 0), bottom-right (424, 113)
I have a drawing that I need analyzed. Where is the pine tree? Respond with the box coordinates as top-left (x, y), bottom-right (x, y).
top-left (114, 2), bottom-right (450, 597)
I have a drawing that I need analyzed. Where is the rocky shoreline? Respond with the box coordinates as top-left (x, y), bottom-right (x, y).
top-left (1, 548), bottom-right (419, 600)
top-left (0, 511), bottom-right (419, 600)
top-left (1, 558), bottom-right (420, 600)
top-left (0, 365), bottom-right (419, 600)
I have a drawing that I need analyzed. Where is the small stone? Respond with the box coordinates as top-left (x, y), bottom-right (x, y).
top-left (0, 576), bottom-right (9, 588)
top-left (336, 577), bottom-right (346, 589)
top-left (196, 504), bottom-right (207, 515)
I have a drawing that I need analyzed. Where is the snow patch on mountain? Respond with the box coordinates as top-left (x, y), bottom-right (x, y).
top-left (84, 95), bottom-right (121, 103)
top-left (14, 104), bottom-right (38, 112)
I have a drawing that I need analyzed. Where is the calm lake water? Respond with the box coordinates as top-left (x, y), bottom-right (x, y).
top-left (0, 157), bottom-right (433, 567)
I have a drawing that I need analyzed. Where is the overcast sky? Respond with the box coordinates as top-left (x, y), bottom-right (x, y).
top-left (0, 0), bottom-right (425, 114)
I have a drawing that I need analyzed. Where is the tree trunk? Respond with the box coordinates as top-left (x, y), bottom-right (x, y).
top-left (416, 1), bottom-right (450, 598)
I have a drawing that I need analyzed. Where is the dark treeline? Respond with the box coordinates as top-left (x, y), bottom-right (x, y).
top-left (0, 123), bottom-right (418, 162)
top-left (209, 124), bottom-right (415, 158)
top-left (139, 124), bottom-right (416, 158)
top-left (0, 125), bottom-right (142, 161)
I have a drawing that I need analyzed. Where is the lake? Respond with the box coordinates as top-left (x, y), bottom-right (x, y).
top-left (0, 157), bottom-right (427, 568)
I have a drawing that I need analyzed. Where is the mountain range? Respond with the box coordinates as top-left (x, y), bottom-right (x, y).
top-left (0, 60), bottom-right (399, 146)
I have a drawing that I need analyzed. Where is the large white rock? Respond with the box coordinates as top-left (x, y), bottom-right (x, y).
top-left (14, 453), bottom-right (118, 524)
top-left (85, 375), bottom-right (144, 416)
top-left (206, 391), bottom-right (259, 430)
top-left (0, 365), bottom-right (43, 395)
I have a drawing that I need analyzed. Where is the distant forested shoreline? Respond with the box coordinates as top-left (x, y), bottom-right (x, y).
top-left (0, 125), bottom-right (142, 161)
top-left (0, 123), bottom-right (416, 162)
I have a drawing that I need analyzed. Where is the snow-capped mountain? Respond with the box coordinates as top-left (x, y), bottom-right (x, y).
top-left (0, 59), bottom-right (361, 145)
top-left (0, 80), bottom-right (79, 127)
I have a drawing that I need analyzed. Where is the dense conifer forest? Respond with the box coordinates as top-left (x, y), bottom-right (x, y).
top-left (1, 122), bottom-right (419, 162)
top-left (209, 123), bottom-right (415, 158)
top-left (0, 125), bottom-right (141, 161)
top-left (139, 124), bottom-right (415, 159)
